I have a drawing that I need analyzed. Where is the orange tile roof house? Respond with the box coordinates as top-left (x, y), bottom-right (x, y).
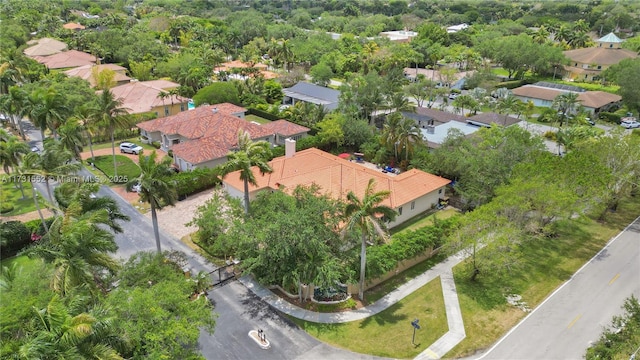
top-left (62, 22), bottom-right (85, 30)
top-left (512, 82), bottom-right (622, 114)
top-left (23, 38), bottom-right (68, 57)
top-left (137, 104), bottom-right (310, 171)
top-left (108, 80), bottom-right (189, 118)
top-left (223, 144), bottom-right (451, 228)
top-left (31, 50), bottom-right (96, 70)
top-left (563, 32), bottom-right (638, 82)
top-left (64, 64), bottom-right (131, 87)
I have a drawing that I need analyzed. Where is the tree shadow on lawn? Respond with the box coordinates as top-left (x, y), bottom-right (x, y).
top-left (359, 301), bottom-right (407, 328)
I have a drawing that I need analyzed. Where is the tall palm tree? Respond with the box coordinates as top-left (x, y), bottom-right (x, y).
top-left (21, 140), bottom-right (81, 207)
top-left (0, 129), bottom-right (29, 199)
top-left (343, 178), bottom-right (397, 301)
top-left (552, 92), bottom-right (581, 127)
top-left (29, 87), bottom-right (70, 139)
top-left (94, 90), bottom-right (130, 178)
top-left (221, 130), bottom-right (272, 214)
top-left (127, 151), bottom-right (177, 254)
top-left (57, 118), bottom-right (84, 160)
top-left (495, 94), bottom-right (525, 125)
top-left (0, 86), bottom-right (28, 140)
top-left (396, 116), bottom-right (423, 162)
top-left (73, 104), bottom-right (100, 167)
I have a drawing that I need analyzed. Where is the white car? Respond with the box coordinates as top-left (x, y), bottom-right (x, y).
top-left (448, 93), bottom-right (459, 100)
top-left (119, 142), bottom-right (143, 154)
top-left (620, 118), bottom-right (640, 129)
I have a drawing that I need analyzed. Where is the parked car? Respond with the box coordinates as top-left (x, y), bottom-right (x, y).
top-left (448, 93), bottom-right (459, 100)
top-left (119, 142), bottom-right (143, 154)
top-left (620, 118), bottom-right (640, 129)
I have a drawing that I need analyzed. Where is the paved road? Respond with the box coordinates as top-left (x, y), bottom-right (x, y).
top-left (478, 216), bottom-right (640, 360)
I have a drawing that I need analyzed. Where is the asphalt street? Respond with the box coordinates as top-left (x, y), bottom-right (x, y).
top-left (478, 216), bottom-right (640, 360)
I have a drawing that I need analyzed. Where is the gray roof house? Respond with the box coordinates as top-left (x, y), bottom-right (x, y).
top-left (282, 82), bottom-right (340, 111)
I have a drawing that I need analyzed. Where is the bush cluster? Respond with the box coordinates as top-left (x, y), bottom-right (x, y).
top-left (364, 216), bottom-right (459, 279)
top-left (247, 107), bottom-right (282, 121)
top-left (0, 221), bottom-right (31, 259)
top-left (598, 112), bottom-right (622, 124)
top-left (172, 167), bottom-right (222, 197)
top-left (269, 135), bottom-right (323, 159)
top-left (151, 141), bottom-right (161, 149)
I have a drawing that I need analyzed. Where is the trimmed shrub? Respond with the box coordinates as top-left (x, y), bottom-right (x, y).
top-left (362, 216), bottom-right (460, 279)
top-left (247, 107), bottom-right (281, 121)
top-left (172, 167), bottom-right (222, 197)
top-left (193, 82), bottom-right (240, 106)
top-left (151, 141), bottom-right (161, 149)
top-left (0, 221), bottom-right (32, 258)
top-left (598, 112), bottom-right (622, 124)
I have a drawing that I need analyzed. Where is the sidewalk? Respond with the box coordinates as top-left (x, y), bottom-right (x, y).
top-left (239, 251), bottom-right (469, 359)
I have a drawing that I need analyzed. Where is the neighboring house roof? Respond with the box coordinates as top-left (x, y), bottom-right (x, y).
top-left (512, 85), bottom-right (622, 109)
top-left (469, 112), bottom-right (521, 127)
top-left (598, 32), bottom-right (622, 43)
top-left (23, 38), bottom-right (68, 56)
top-left (563, 47), bottom-right (637, 66)
top-left (422, 121), bottom-right (481, 148)
top-left (446, 23), bottom-right (469, 33)
top-left (109, 80), bottom-right (188, 115)
top-left (403, 68), bottom-right (474, 83)
top-left (577, 91), bottom-right (622, 109)
top-left (283, 82), bottom-right (340, 110)
top-left (223, 148), bottom-right (451, 209)
top-left (31, 50), bottom-right (96, 69)
top-left (63, 64), bottom-right (131, 87)
top-left (63, 22), bottom-right (85, 30)
top-left (413, 108), bottom-right (467, 124)
top-left (260, 119), bottom-right (310, 137)
top-left (380, 30), bottom-right (417, 42)
top-left (217, 60), bottom-right (268, 71)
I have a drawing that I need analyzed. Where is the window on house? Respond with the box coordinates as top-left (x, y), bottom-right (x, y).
top-left (609, 44), bottom-right (613, 48)
top-left (438, 189), bottom-right (442, 194)
top-left (398, 207), bottom-right (403, 215)
top-left (164, 106), bottom-right (170, 116)
top-left (597, 65), bottom-right (602, 70)
top-left (411, 201), bottom-right (415, 210)
top-left (180, 103), bottom-right (185, 111)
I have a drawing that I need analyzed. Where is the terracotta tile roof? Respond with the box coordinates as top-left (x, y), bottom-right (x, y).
top-left (217, 60), bottom-right (268, 71)
top-left (223, 148), bottom-right (451, 208)
top-left (32, 50), bottom-right (96, 69)
top-left (63, 64), bottom-right (130, 87)
top-left (63, 22), bottom-right (85, 30)
top-left (577, 91), bottom-right (622, 108)
top-left (414, 107), bottom-right (467, 124)
top-left (469, 112), bottom-right (521, 127)
top-left (109, 80), bottom-right (188, 115)
top-left (260, 120), bottom-right (310, 136)
top-left (403, 68), bottom-right (474, 82)
top-left (563, 47), bottom-right (637, 66)
top-left (24, 38), bottom-right (68, 56)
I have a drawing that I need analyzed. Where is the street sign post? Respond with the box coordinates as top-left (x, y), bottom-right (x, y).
top-left (411, 318), bottom-right (421, 345)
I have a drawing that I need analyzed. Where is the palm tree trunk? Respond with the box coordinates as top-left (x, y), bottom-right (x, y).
top-left (18, 181), bottom-right (25, 199)
top-left (243, 178), bottom-right (250, 214)
top-left (14, 115), bottom-right (26, 140)
top-left (32, 185), bottom-right (48, 233)
top-left (359, 232), bottom-right (367, 301)
top-left (44, 178), bottom-right (54, 207)
top-left (87, 133), bottom-right (95, 168)
top-left (111, 126), bottom-right (117, 178)
top-left (150, 202), bottom-right (162, 254)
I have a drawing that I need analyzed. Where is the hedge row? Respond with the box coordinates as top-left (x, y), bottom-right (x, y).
top-left (247, 107), bottom-right (281, 121)
top-left (598, 112), bottom-right (622, 124)
top-left (269, 135), bottom-right (323, 159)
top-left (0, 217), bottom-right (55, 259)
top-left (364, 216), bottom-right (460, 279)
top-left (172, 167), bottom-right (222, 197)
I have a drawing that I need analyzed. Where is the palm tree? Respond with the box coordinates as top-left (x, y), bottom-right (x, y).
top-left (0, 86), bottom-right (28, 140)
top-left (452, 95), bottom-right (477, 116)
top-left (19, 295), bottom-right (127, 359)
top-left (127, 151), bottom-right (177, 254)
top-left (552, 92), bottom-right (581, 127)
top-left (0, 128), bottom-right (29, 199)
top-left (94, 90), bottom-right (130, 178)
top-left (29, 87), bottom-right (70, 139)
top-left (73, 104), bottom-right (100, 167)
top-left (343, 178), bottom-right (397, 301)
top-left (495, 94), bottom-right (525, 125)
top-left (57, 118), bottom-right (84, 160)
top-left (21, 140), bottom-right (80, 207)
top-left (221, 130), bottom-right (272, 214)
top-left (396, 116), bottom-right (423, 162)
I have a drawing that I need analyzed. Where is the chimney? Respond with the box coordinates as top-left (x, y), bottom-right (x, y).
top-left (426, 125), bottom-right (435, 134)
top-left (212, 107), bottom-right (218, 113)
top-left (285, 138), bottom-right (296, 158)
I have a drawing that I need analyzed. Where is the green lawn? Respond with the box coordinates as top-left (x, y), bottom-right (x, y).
top-left (391, 208), bottom-right (460, 235)
top-left (290, 277), bottom-right (447, 359)
top-left (445, 196), bottom-right (640, 358)
top-left (91, 155), bottom-right (141, 184)
top-left (1, 176), bottom-right (40, 216)
top-left (245, 114), bottom-right (272, 124)
top-left (87, 137), bottom-right (157, 152)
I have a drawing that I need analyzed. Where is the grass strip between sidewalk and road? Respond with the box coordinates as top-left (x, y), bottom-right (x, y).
top-left (289, 277), bottom-right (447, 359)
top-left (446, 196), bottom-right (640, 358)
